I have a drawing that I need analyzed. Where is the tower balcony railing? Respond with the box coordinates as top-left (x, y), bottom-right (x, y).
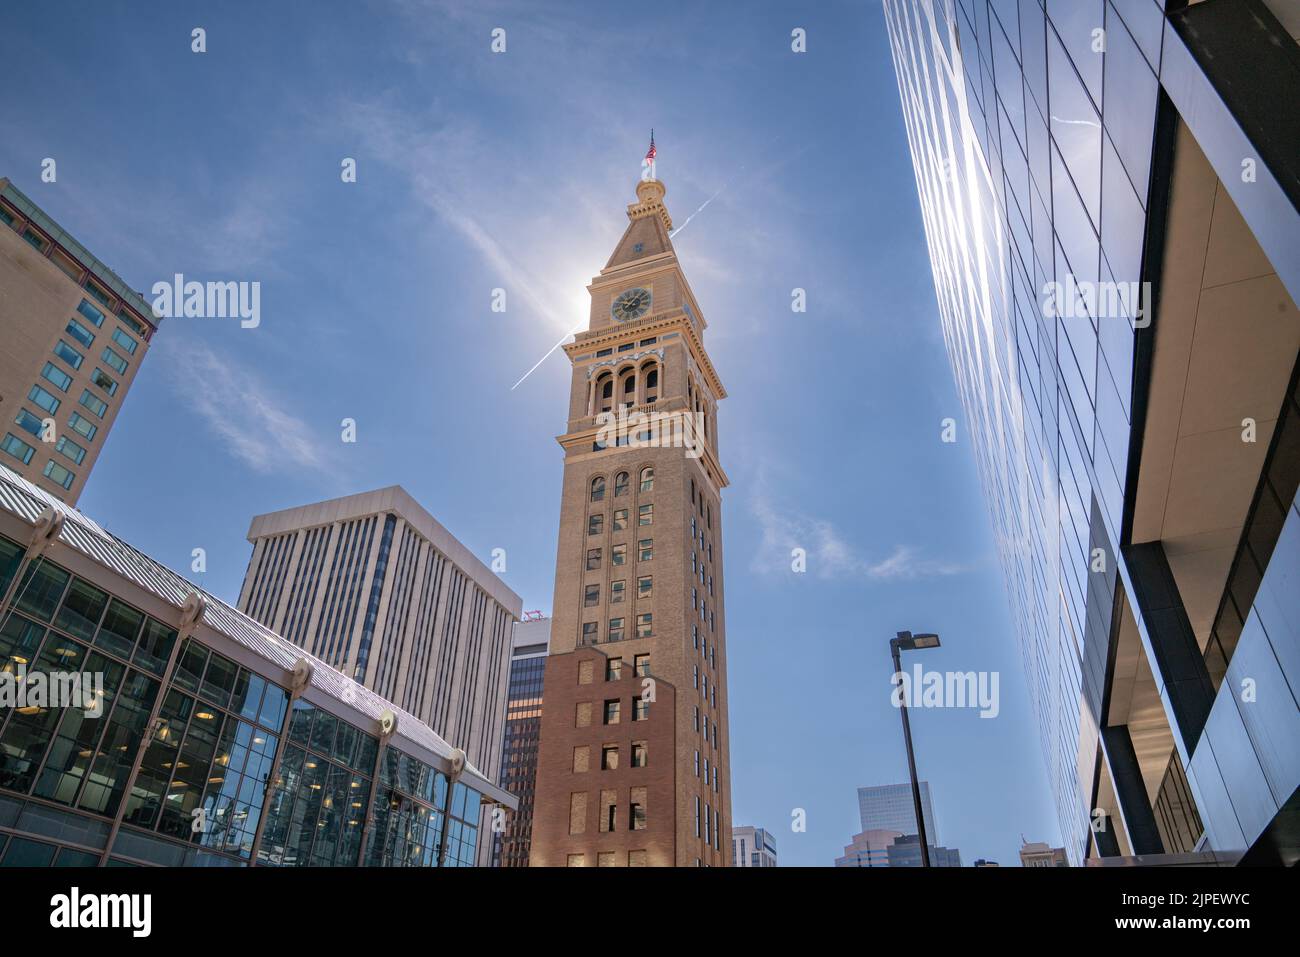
top-left (574, 400), bottom-right (666, 430)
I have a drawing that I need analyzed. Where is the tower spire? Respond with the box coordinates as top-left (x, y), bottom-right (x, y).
top-left (642, 129), bottom-right (658, 183)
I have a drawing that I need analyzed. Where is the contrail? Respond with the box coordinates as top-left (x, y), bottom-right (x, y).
top-left (669, 181), bottom-right (730, 239)
top-left (510, 178), bottom-right (732, 391)
top-left (511, 318), bottom-right (588, 391)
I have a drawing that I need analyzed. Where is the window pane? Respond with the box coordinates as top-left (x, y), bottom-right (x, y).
top-left (1, 434), bottom-right (35, 465)
top-left (15, 562), bottom-right (70, 621)
top-left (65, 318), bottom-right (95, 348)
top-left (111, 327), bottom-right (139, 355)
top-left (53, 578), bottom-right (109, 641)
top-left (95, 599), bottom-right (144, 658)
top-left (77, 299), bottom-right (105, 327)
top-left (54, 340), bottom-right (84, 370)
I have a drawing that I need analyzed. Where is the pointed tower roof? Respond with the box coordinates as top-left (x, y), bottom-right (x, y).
top-left (604, 177), bottom-right (675, 270)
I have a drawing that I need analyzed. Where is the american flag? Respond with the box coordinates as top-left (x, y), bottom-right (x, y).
top-left (645, 131), bottom-right (656, 162)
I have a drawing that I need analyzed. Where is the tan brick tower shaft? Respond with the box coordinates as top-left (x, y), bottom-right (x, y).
top-left (530, 173), bottom-right (732, 867)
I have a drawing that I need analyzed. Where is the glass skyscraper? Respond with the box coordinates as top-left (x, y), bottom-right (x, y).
top-left (857, 781), bottom-right (939, 842)
top-left (493, 616), bottom-right (549, 867)
top-left (884, 0), bottom-right (1299, 864)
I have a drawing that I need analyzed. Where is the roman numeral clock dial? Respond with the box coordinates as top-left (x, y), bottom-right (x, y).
top-left (611, 286), bottom-right (651, 322)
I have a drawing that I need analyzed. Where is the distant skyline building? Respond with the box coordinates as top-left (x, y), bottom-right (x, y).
top-left (1020, 841), bottom-right (1069, 868)
top-left (857, 782), bottom-right (939, 843)
top-left (0, 178), bottom-right (159, 504)
top-left (835, 828), bottom-right (903, 868)
top-left (885, 0), bottom-right (1300, 864)
top-left (0, 463), bottom-right (515, 867)
top-left (886, 833), bottom-right (963, 868)
top-left (237, 486), bottom-right (521, 782)
top-left (834, 828), bottom-right (962, 868)
top-left (493, 615), bottom-right (550, 867)
top-left (732, 825), bottom-right (777, 867)
top-left (973, 859), bottom-right (1000, 868)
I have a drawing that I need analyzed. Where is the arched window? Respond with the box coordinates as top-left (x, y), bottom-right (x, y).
top-left (639, 467), bottom-right (654, 493)
top-left (597, 373), bottom-right (613, 413)
top-left (617, 367), bottom-right (637, 407)
top-left (614, 472), bottom-right (629, 497)
top-left (644, 364), bottom-right (659, 403)
top-left (591, 476), bottom-right (606, 502)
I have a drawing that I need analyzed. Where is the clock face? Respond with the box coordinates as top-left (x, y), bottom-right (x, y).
top-left (611, 287), bottom-right (652, 322)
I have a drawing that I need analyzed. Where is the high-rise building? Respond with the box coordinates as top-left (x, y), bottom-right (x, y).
top-left (530, 167), bottom-right (732, 867)
top-left (884, 0), bottom-right (1300, 865)
top-left (886, 833), bottom-right (964, 868)
top-left (857, 781), bottom-right (939, 843)
top-left (0, 462), bottom-right (514, 867)
top-left (493, 614), bottom-right (550, 867)
top-left (835, 828), bottom-right (903, 867)
top-left (0, 179), bottom-right (159, 504)
top-left (732, 825), bottom-right (777, 867)
top-left (834, 828), bottom-right (962, 867)
top-left (237, 486), bottom-right (521, 784)
top-left (1020, 841), bottom-right (1069, 868)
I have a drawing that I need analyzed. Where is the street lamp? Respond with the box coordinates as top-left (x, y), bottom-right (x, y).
top-left (890, 630), bottom-right (941, 867)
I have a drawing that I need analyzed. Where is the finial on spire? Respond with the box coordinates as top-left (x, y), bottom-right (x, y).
top-left (641, 130), bottom-right (658, 183)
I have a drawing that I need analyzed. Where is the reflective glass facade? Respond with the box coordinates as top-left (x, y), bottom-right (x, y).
top-left (492, 639), bottom-right (546, 867)
top-left (885, 0), bottom-right (1300, 864)
top-left (0, 508), bottom-right (505, 867)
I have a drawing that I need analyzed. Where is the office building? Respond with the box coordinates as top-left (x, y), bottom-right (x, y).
top-left (0, 462), bottom-right (514, 866)
top-left (835, 828), bottom-right (904, 867)
top-left (237, 486), bottom-right (521, 783)
top-left (858, 781), bottom-right (939, 842)
top-left (885, 0), bottom-right (1300, 864)
top-left (834, 828), bottom-right (962, 867)
top-left (493, 614), bottom-right (549, 867)
top-left (0, 179), bottom-right (158, 504)
top-left (732, 824), bottom-right (777, 867)
top-left (530, 166), bottom-right (733, 866)
top-left (887, 833), bottom-right (964, 868)
top-left (973, 858), bottom-right (1001, 867)
top-left (1020, 840), bottom-right (1069, 867)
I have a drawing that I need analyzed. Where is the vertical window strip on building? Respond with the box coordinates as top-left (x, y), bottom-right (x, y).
top-left (325, 515), bottom-right (377, 668)
top-left (430, 570), bottom-right (468, 733)
top-left (375, 526), bottom-right (420, 699)
top-left (311, 519), bottom-right (358, 658)
top-left (353, 514), bottom-right (397, 684)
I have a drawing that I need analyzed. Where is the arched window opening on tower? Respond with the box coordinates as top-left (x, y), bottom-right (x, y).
top-left (596, 373), bottom-right (613, 414)
top-left (620, 367), bottom-right (637, 408)
top-left (643, 362), bottom-right (659, 403)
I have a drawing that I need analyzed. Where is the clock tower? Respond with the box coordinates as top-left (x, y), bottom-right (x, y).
top-left (529, 167), bottom-right (732, 867)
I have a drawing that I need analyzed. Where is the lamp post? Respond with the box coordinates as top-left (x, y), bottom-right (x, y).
top-left (891, 630), bottom-right (940, 867)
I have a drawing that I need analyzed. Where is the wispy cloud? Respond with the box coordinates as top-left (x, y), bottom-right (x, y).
top-left (161, 339), bottom-right (329, 474)
top-left (335, 97), bottom-right (592, 335)
top-left (749, 492), bottom-right (969, 581)
top-left (862, 544), bottom-right (969, 581)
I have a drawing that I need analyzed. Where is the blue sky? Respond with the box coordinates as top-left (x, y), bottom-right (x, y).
top-left (2, 0), bottom-right (1061, 864)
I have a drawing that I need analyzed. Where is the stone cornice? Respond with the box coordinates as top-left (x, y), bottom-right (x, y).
top-left (553, 425), bottom-right (731, 490)
top-left (628, 179), bottom-right (673, 231)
